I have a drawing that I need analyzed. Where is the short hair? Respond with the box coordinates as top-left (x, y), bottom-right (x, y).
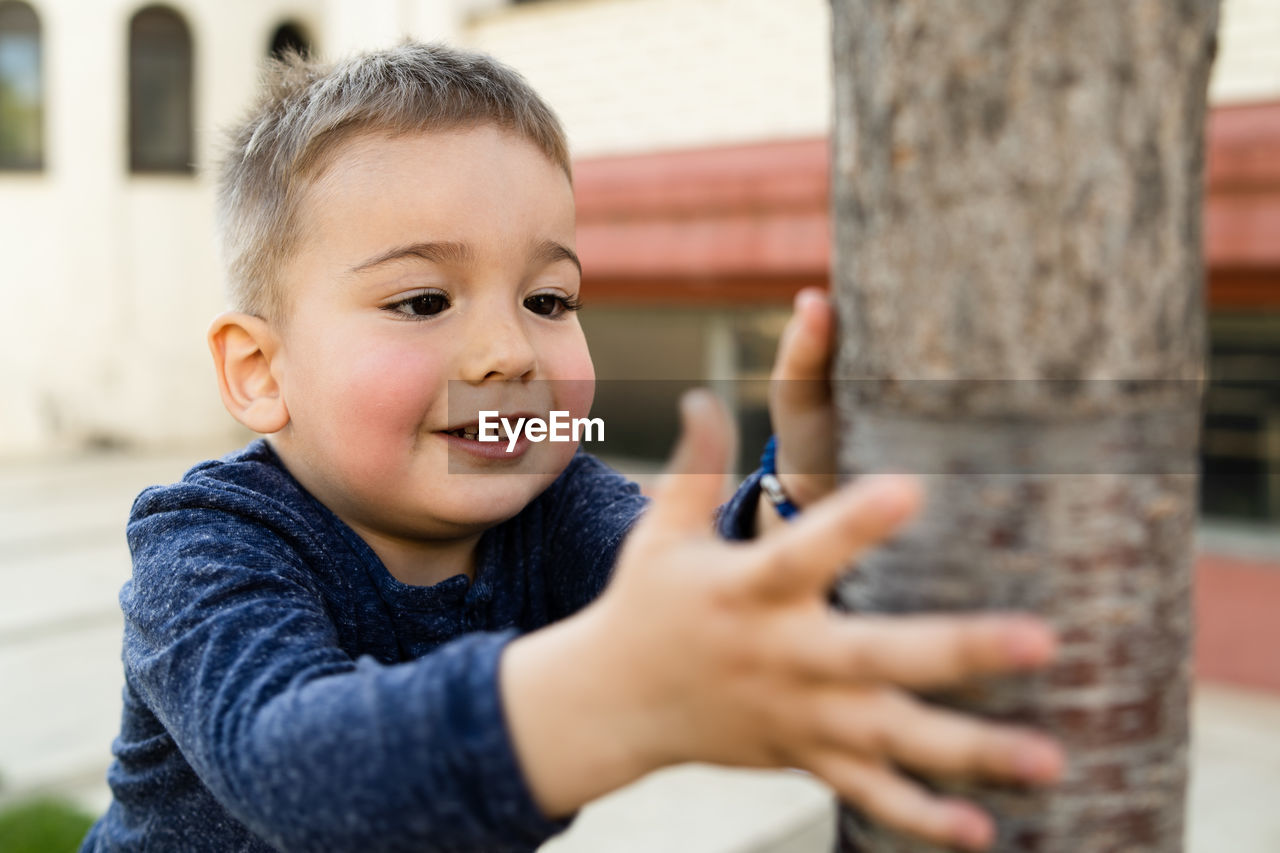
top-left (215, 42), bottom-right (572, 320)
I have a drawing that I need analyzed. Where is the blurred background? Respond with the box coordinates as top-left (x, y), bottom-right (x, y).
top-left (0, 0), bottom-right (1277, 850)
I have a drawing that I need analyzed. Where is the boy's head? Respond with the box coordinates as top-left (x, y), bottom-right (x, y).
top-left (216, 42), bottom-right (572, 321)
top-left (208, 44), bottom-right (594, 574)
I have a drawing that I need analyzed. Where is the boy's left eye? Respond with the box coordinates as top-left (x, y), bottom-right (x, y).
top-left (386, 290), bottom-right (451, 318)
top-left (524, 293), bottom-right (583, 317)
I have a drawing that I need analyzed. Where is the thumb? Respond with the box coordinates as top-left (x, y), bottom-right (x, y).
top-left (646, 389), bottom-right (737, 536)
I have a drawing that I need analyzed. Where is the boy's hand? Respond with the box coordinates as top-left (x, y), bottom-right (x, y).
top-left (501, 393), bottom-right (1064, 851)
top-left (760, 287), bottom-right (837, 533)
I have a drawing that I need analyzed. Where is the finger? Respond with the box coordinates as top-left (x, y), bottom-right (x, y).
top-left (645, 390), bottom-right (737, 536)
top-left (769, 290), bottom-right (833, 423)
top-left (751, 474), bottom-right (922, 597)
top-left (771, 288), bottom-right (833, 385)
top-left (887, 709), bottom-right (1065, 787)
top-left (797, 613), bottom-right (1059, 689)
top-left (812, 688), bottom-right (1065, 786)
top-left (815, 755), bottom-right (995, 851)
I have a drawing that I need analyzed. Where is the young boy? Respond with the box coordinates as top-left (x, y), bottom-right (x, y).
top-left (81, 44), bottom-right (1063, 853)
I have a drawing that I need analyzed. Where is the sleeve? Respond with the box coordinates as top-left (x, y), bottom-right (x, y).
top-left (121, 496), bottom-right (567, 853)
top-left (715, 469), bottom-right (765, 541)
top-left (538, 454), bottom-right (650, 617)
top-left (540, 456), bottom-right (767, 618)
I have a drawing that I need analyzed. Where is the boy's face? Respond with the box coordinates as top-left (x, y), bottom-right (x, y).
top-left (268, 125), bottom-right (594, 547)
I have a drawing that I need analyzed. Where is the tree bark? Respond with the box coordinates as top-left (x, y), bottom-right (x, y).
top-left (830, 2), bottom-right (1220, 851)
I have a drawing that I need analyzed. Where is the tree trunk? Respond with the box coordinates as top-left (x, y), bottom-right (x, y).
top-left (830, 2), bottom-right (1220, 851)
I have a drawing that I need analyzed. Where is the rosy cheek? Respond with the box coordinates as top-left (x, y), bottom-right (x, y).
top-left (334, 343), bottom-right (445, 439)
top-left (557, 376), bottom-right (595, 422)
top-left (549, 343), bottom-right (596, 419)
top-left (544, 329), bottom-right (594, 379)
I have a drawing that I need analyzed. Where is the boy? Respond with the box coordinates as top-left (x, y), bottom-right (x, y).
top-left (81, 44), bottom-right (1062, 852)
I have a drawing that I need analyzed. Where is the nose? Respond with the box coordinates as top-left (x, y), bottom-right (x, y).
top-left (459, 304), bottom-right (537, 384)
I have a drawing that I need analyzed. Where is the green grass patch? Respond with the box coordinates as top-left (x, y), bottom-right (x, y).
top-left (0, 796), bottom-right (95, 853)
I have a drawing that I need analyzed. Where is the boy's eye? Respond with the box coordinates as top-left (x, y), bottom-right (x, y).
top-left (524, 293), bottom-right (583, 317)
top-left (387, 291), bottom-right (450, 318)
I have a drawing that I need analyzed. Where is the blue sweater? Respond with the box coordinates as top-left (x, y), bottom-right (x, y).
top-left (81, 439), bottom-right (762, 852)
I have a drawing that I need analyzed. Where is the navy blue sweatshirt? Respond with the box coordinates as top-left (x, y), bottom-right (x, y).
top-left (82, 439), bottom-right (762, 852)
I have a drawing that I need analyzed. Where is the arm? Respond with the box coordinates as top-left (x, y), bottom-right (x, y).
top-left (123, 501), bottom-right (561, 852)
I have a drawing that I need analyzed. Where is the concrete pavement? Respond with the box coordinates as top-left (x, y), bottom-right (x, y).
top-left (1, 444), bottom-right (1277, 851)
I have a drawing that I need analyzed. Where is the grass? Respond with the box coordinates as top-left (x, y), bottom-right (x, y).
top-left (0, 797), bottom-right (95, 853)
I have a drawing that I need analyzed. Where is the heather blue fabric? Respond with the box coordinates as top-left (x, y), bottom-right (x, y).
top-left (81, 439), bottom-right (762, 852)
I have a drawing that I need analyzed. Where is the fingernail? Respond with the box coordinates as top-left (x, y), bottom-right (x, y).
top-left (947, 804), bottom-right (993, 851)
top-left (863, 475), bottom-right (920, 523)
top-left (797, 287), bottom-right (830, 315)
top-left (680, 389), bottom-right (713, 420)
top-left (1016, 739), bottom-right (1066, 783)
top-left (1005, 620), bottom-right (1056, 667)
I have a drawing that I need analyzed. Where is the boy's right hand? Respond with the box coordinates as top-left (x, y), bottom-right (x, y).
top-left (501, 391), bottom-right (1063, 852)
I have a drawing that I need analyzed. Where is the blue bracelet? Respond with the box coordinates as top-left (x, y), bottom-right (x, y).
top-left (760, 435), bottom-right (800, 520)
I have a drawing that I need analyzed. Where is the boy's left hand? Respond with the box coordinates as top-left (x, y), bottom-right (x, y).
top-left (761, 287), bottom-right (838, 531)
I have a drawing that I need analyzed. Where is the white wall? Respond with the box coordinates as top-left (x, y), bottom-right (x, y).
top-left (0, 0), bottom-right (325, 457)
top-left (463, 0), bottom-right (832, 158)
top-left (0, 0), bottom-right (1276, 457)
top-left (463, 0), bottom-right (1280, 160)
top-left (1212, 0), bottom-right (1280, 104)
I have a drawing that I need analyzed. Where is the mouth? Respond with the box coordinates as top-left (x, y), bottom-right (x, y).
top-left (437, 412), bottom-right (544, 463)
top-left (441, 425), bottom-right (482, 441)
top-left (438, 412), bottom-right (541, 442)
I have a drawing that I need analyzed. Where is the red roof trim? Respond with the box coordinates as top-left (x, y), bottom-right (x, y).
top-left (1206, 101), bottom-right (1280, 193)
top-left (573, 103), bottom-right (1280, 305)
top-left (574, 138), bottom-right (829, 221)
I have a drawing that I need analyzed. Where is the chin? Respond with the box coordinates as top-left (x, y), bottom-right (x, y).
top-left (435, 473), bottom-right (556, 527)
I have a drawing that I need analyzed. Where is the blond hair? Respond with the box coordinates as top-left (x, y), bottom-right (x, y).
top-left (216, 42), bottom-right (572, 320)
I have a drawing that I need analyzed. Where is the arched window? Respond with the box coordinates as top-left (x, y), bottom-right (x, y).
top-left (0, 0), bottom-right (42, 170)
top-left (268, 21), bottom-right (310, 60)
top-left (129, 5), bottom-right (193, 173)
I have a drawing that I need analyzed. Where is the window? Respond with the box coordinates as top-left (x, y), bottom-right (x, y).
top-left (581, 306), bottom-right (788, 476)
top-left (268, 21), bottom-right (310, 60)
top-left (0, 0), bottom-right (42, 170)
top-left (129, 5), bottom-right (193, 173)
top-left (1200, 312), bottom-right (1280, 523)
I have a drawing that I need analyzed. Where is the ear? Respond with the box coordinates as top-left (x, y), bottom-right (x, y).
top-left (208, 312), bottom-right (290, 434)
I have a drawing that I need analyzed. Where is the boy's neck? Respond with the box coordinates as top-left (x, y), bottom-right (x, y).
top-left (355, 524), bottom-right (481, 588)
top-left (262, 438), bottom-right (481, 588)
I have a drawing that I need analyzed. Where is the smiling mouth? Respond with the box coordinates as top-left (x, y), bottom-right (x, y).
top-left (441, 412), bottom-right (541, 442)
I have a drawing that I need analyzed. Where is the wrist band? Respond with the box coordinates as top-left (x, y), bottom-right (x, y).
top-left (760, 435), bottom-right (800, 520)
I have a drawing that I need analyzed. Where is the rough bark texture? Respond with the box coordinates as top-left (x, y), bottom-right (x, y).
top-left (830, 2), bottom-right (1220, 851)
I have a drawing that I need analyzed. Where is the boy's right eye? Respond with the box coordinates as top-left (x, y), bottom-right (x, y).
top-left (385, 290), bottom-right (451, 318)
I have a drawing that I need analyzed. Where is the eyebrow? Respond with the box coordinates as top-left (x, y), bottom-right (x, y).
top-left (349, 239), bottom-right (582, 277)
top-left (349, 240), bottom-right (474, 273)
top-left (532, 239), bottom-right (583, 277)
